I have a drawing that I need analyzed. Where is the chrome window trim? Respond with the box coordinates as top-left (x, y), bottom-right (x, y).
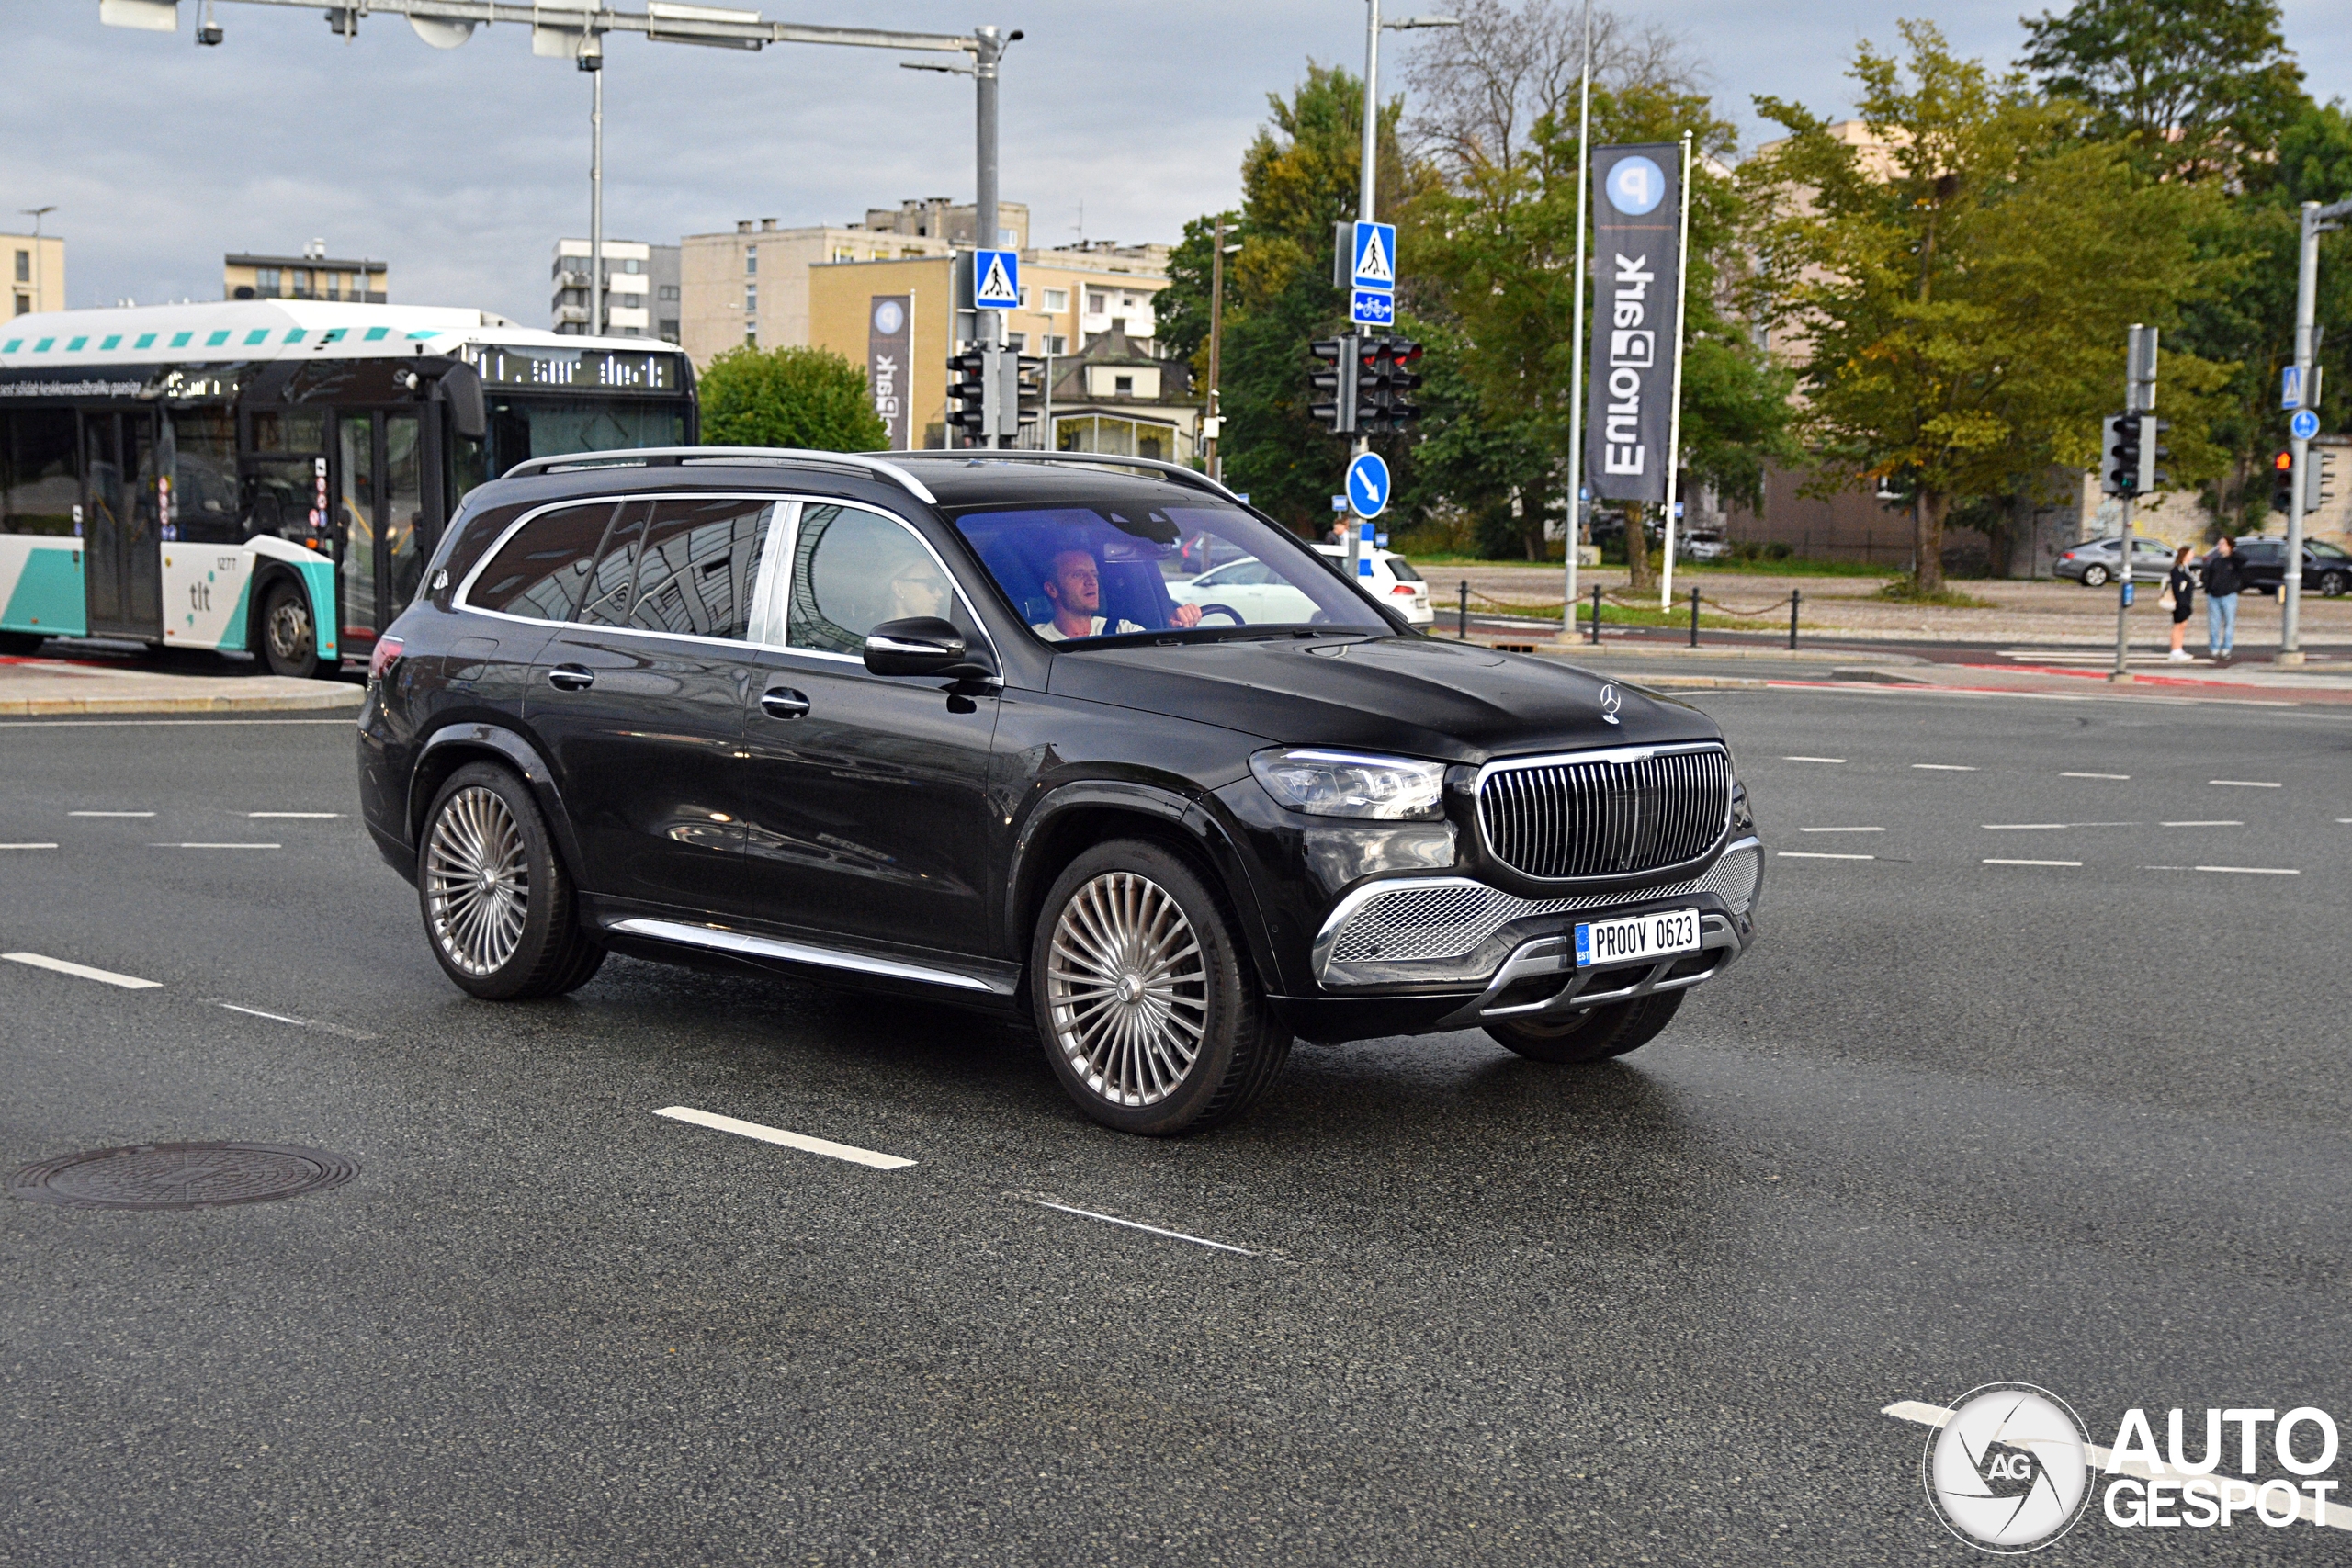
top-left (606, 917), bottom-right (1005, 994)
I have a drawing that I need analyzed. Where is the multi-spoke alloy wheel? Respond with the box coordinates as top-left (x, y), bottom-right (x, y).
top-left (1030, 840), bottom-right (1292, 1135)
top-left (1046, 869), bottom-right (1209, 1107)
top-left (424, 785), bottom-right (530, 976)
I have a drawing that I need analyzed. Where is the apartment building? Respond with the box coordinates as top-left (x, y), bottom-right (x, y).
top-left (5, 234), bottom-right (64, 318)
top-left (224, 244), bottom-right (386, 303)
top-left (550, 238), bottom-right (681, 340)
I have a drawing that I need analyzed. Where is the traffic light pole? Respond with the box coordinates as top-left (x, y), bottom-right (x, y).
top-left (1349, 0), bottom-right (1383, 580)
top-left (2280, 198), bottom-right (2351, 665)
top-left (2111, 325), bottom-right (2157, 684)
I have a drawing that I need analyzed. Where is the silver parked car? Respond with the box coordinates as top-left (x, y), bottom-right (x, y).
top-left (2053, 536), bottom-right (2177, 587)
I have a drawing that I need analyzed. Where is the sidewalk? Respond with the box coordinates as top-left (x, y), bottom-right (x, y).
top-left (0, 656), bottom-right (363, 716)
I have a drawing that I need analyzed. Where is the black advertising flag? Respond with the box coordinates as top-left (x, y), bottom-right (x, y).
top-left (1584, 143), bottom-right (1682, 504)
top-left (867, 295), bottom-right (912, 449)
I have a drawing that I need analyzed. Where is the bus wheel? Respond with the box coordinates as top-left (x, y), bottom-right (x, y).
top-left (0, 631), bottom-right (44, 657)
top-left (257, 578), bottom-right (320, 679)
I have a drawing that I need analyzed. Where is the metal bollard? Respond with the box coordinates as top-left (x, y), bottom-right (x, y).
top-left (1589, 581), bottom-right (1602, 645)
top-left (1690, 585), bottom-right (1701, 649)
top-left (1788, 588), bottom-right (1800, 650)
top-left (1457, 580), bottom-right (1468, 640)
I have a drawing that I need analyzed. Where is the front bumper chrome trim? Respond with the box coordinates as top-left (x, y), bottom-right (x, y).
top-left (1431, 911), bottom-right (1743, 1030)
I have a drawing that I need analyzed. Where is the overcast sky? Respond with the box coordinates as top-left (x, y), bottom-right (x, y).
top-left (6, 0), bottom-right (2346, 327)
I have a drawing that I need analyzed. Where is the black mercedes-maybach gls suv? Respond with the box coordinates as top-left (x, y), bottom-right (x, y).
top-left (357, 449), bottom-right (1760, 1134)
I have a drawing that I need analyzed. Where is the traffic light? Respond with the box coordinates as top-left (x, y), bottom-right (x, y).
top-left (2137, 415), bottom-right (2171, 494)
top-left (2314, 448), bottom-right (2338, 510)
top-left (2103, 413), bottom-right (2143, 497)
top-left (947, 347), bottom-right (990, 444)
top-left (2270, 450), bottom-right (2295, 513)
top-left (1308, 335), bottom-right (1359, 434)
top-left (1360, 338), bottom-right (1423, 433)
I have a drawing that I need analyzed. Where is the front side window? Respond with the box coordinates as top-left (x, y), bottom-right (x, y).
top-left (950, 497), bottom-right (1387, 646)
top-left (787, 504), bottom-right (973, 657)
top-left (468, 501), bottom-right (631, 622)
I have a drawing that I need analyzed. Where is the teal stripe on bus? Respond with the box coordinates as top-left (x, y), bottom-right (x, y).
top-left (2, 547), bottom-right (87, 637)
top-left (294, 558), bottom-right (337, 660)
top-left (215, 573), bottom-right (254, 653)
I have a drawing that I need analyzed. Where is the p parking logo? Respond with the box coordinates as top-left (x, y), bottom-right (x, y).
top-left (1924, 1384), bottom-right (2091, 1552)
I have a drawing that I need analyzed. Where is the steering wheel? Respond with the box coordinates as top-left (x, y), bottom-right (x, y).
top-left (1193, 603), bottom-right (1246, 626)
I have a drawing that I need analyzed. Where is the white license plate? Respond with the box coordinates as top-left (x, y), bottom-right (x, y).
top-left (1575, 908), bottom-right (1702, 968)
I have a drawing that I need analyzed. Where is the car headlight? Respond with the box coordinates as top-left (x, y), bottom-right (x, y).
top-left (1250, 749), bottom-right (1446, 821)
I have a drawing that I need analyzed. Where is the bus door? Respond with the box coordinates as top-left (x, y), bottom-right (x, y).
top-left (334, 409), bottom-right (425, 655)
top-left (81, 410), bottom-right (162, 639)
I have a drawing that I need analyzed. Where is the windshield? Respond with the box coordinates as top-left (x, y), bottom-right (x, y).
top-left (949, 499), bottom-right (1390, 645)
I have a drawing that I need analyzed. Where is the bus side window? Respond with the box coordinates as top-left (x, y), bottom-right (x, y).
top-left (1, 409), bottom-right (81, 536)
top-left (169, 409), bottom-right (239, 544)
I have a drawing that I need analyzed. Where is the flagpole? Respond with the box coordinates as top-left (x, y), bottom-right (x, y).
top-left (1559, 0), bottom-right (1595, 643)
top-left (1659, 130), bottom-right (1692, 611)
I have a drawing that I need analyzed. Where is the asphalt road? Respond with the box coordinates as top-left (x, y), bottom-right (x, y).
top-left (5, 693), bottom-right (2351, 1564)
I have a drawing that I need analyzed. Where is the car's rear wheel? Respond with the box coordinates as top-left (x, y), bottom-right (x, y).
top-left (1484, 989), bottom-right (1685, 1065)
top-left (2079, 564), bottom-right (2109, 588)
top-left (1032, 839), bottom-right (1290, 1135)
top-left (2322, 571), bottom-right (2347, 598)
top-left (256, 578), bottom-right (319, 679)
top-left (418, 761), bottom-right (604, 1000)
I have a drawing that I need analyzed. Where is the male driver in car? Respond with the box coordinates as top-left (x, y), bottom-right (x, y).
top-left (1033, 547), bottom-right (1201, 641)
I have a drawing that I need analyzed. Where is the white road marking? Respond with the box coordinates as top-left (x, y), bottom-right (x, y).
top-left (2210, 779), bottom-right (2281, 788)
top-left (1020, 1197), bottom-right (1261, 1257)
top-left (69, 810), bottom-right (153, 818)
top-left (204, 998), bottom-right (379, 1041)
top-left (3, 952), bottom-right (163, 989)
top-left (1798, 826), bottom-right (1883, 833)
top-left (653, 1105), bottom-right (914, 1170)
top-left (217, 1001), bottom-right (311, 1027)
top-left (153, 842), bottom-right (280, 850)
top-left (1777, 852), bottom-right (1875, 861)
top-left (1882, 1400), bottom-right (2352, 1530)
top-left (0, 842), bottom-right (59, 850)
top-left (2197, 865), bottom-right (2300, 875)
top-left (1781, 755), bottom-right (1846, 763)
top-left (1984, 858), bottom-right (2080, 867)
top-left (248, 811), bottom-right (342, 819)
top-left (2162, 819), bottom-right (2241, 827)
top-left (1911, 763), bottom-right (1977, 771)
top-left (2062, 772), bottom-right (2130, 779)
top-left (1983, 823), bottom-right (2070, 830)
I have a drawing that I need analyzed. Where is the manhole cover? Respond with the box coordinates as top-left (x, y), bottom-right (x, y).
top-left (7, 1142), bottom-right (357, 1211)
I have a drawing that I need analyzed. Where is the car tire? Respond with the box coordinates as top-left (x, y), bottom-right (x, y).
top-left (2080, 564), bottom-right (2109, 588)
top-left (256, 577), bottom-right (320, 679)
top-left (1484, 988), bottom-right (1686, 1065)
top-left (0, 631), bottom-right (45, 656)
top-left (2323, 572), bottom-right (2349, 599)
top-left (1032, 838), bottom-right (1291, 1135)
top-left (417, 761), bottom-right (602, 1001)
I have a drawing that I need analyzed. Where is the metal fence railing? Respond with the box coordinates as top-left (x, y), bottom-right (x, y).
top-left (1453, 581), bottom-right (1804, 649)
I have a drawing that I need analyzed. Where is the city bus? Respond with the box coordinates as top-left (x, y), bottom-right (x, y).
top-left (0, 300), bottom-right (695, 676)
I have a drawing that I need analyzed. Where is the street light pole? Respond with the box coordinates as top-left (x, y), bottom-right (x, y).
top-left (583, 41), bottom-right (604, 337)
top-left (1560, 0), bottom-right (1592, 641)
top-left (1351, 0), bottom-right (1381, 581)
top-left (1206, 215), bottom-right (1238, 485)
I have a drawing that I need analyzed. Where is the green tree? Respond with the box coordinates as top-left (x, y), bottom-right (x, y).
top-left (1745, 21), bottom-right (2232, 592)
top-left (2020, 0), bottom-right (2304, 184)
top-left (697, 344), bottom-right (888, 451)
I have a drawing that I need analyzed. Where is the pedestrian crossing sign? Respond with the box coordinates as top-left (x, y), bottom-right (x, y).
top-left (972, 248), bottom-right (1021, 310)
top-left (1351, 221), bottom-right (1396, 292)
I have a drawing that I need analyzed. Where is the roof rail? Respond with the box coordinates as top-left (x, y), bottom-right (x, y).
top-left (500, 446), bottom-right (937, 504)
top-left (879, 449), bottom-right (1242, 504)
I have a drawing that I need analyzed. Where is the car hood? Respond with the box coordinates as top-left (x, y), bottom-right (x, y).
top-left (1044, 635), bottom-right (1718, 764)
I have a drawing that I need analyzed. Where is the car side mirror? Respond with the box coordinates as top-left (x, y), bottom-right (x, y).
top-left (864, 616), bottom-right (992, 680)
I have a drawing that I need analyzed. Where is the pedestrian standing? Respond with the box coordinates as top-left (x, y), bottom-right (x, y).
top-left (2164, 545), bottom-right (2197, 662)
top-left (2201, 536), bottom-right (2244, 665)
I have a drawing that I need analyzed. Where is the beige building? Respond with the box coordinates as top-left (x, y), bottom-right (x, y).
top-left (6, 233), bottom-right (65, 318)
top-left (806, 247), bottom-right (1193, 457)
top-left (225, 245), bottom-right (387, 303)
top-left (677, 200), bottom-right (1032, 368)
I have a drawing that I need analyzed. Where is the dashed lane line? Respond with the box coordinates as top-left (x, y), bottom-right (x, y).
top-left (69, 810), bottom-right (153, 818)
top-left (152, 842), bottom-right (280, 850)
top-left (2162, 820), bottom-right (2242, 827)
top-left (653, 1105), bottom-right (915, 1171)
top-left (209, 999), bottom-right (379, 1040)
top-left (3, 952), bottom-right (163, 989)
top-left (1984, 858), bottom-right (2081, 867)
top-left (0, 843), bottom-right (58, 850)
top-left (1984, 823), bottom-right (2071, 830)
top-left (1018, 1196), bottom-right (1262, 1258)
top-left (1778, 852), bottom-right (1876, 861)
top-left (2196, 865), bottom-right (2300, 875)
top-left (2211, 779), bottom-right (2282, 788)
top-left (248, 812), bottom-right (343, 819)
top-left (2062, 772), bottom-right (2131, 779)
top-left (1912, 763), bottom-right (1978, 772)
top-left (1798, 827), bottom-right (1883, 833)
top-left (1880, 1401), bottom-right (2352, 1530)
top-left (1781, 755), bottom-right (1846, 763)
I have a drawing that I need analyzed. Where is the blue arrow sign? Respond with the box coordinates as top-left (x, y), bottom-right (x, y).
top-left (1351, 220), bottom-right (1396, 291)
top-left (1345, 451), bottom-right (1391, 520)
top-left (971, 248), bottom-right (1021, 310)
top-left (2290, 407), bottom-right (2321, 442)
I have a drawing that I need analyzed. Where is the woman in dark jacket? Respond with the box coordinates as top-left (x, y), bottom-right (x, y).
top-left (2202, 536), bottom-right (2244, 663)
top-left (2165, 545), bottom-right (2198, 662)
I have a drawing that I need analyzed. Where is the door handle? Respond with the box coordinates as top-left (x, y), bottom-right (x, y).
top-left (546, 664), bottom-right (594, 692)
top-left (760, 687), bottom-right (810, 719)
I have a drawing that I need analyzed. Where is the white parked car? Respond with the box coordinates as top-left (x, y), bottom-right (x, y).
top-left (1311, 545), bottom-right (1435, 626)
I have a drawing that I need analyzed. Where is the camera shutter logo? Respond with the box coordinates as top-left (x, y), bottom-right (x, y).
top-left (1924, 1383), bottom-right (2092, 1553)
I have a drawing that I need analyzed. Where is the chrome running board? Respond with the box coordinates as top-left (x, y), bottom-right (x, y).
top-left (605, 918), bottom-right (1005, 995)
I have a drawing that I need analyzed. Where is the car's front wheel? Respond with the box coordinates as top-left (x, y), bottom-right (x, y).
top-left (2079, 564), bottom-right (2109, 588)
top-left (2322, 571), bottom-right (2348, 598)
top-left (1485, 989), bottom-right (1684, 1065)
top-left (1032, 840), bottom-right (1290, 1135)
top-left (418, 761), bottom-right (605, 1000)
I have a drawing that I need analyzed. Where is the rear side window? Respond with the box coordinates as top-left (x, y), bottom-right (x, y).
top-left (574, 504), bottom-right (650, 626)
top-left (1385, 556), bottom-right (1423, 581)
top-left (622, 498), bottom-right (775, 641)
top-left (466, 502), bottom-right (626, 621)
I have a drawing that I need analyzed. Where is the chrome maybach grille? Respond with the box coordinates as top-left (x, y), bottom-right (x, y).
top-left (1477, 744), bottom-right (1731, 880)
